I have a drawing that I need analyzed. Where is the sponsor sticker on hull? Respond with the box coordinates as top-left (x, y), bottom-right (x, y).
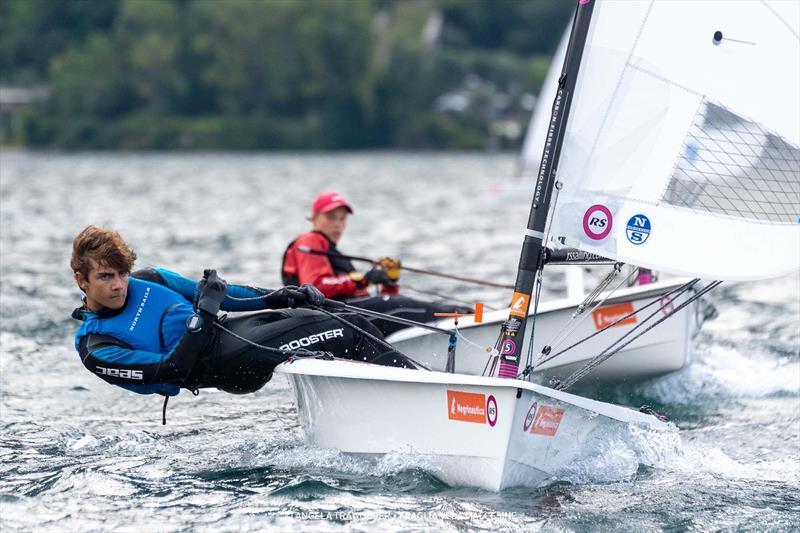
top-left (447, 390), bottom-right (486, 424)
top-left (531, 405), bottom-right (565, 436)
top-left (592, 301), bottom-right (637, 330)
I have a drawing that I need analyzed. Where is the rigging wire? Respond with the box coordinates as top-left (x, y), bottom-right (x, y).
top-left (221, 287), bottom-right (280, 302)
top-left (554, 280), bottom-right (721, 390)
top-left (534, 265), bottom-right (636, 367)
top-left (516, 180), bottom-right (560, 379)
top-left (453, 324), bottom-right (491, 353)
top-left (538, 278), bottom-right (702, 368)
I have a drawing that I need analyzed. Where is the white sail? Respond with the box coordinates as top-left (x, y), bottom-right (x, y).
top-left (519, 26), bottom-right (570, 174)
top-left (549, 0), bottom-right (800, 280)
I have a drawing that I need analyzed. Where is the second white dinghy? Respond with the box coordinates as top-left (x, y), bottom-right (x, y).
top-left (387, 276), bottom-right (713, 383)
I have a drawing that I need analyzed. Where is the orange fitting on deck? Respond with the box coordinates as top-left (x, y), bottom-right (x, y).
top-left (434, 302), bottom-right (484, 324)
top-left (474, 303), bottom-right (484, 323)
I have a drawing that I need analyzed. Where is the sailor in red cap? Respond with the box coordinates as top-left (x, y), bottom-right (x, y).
top-left (282, 190), bottom-right (396, 299)
top-left (282, 191), bottom-right (470, 335)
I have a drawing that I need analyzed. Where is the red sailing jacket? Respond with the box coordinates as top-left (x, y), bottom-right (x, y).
top-left (282, 231), bottom-right (398, 299)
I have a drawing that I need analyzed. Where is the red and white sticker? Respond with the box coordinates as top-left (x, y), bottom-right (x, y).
top-left (592, 301), bottom-right (637, 330)
top-left (530, 405), bottom-right (565, 436)
top-left (583, 204), bottom-right (613, 240)
top-left (447, 390), bottom-right (486, 424)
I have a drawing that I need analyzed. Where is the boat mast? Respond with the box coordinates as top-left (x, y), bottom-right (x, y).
top-left (497, 0), bottom-right (595, 379)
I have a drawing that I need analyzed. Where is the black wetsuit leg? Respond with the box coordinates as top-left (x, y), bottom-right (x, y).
top-left (187, 308), bottom-right (417, 394)
top-left (343, 295), bottom-right (472, 336)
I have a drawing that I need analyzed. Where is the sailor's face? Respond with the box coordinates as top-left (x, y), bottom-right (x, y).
top-left (313, 207), bottom-right (349, 243)
top-left (76, 262), bottom-right (129, 312)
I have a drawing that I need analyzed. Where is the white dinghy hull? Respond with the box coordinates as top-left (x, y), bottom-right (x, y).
top-left (277, 358), bottom-right (667, 491)
top-left (387, 278), bottom-right (704, 382)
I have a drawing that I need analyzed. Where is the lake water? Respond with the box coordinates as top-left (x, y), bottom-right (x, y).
top-left (1, 151), bottom-right (798, 531)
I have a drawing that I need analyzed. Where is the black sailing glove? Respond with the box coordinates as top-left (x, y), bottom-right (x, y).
top-left (297, 284), bottom-right (325, 307)
top-left (364, 267), bottom-right (391, 285)
top-left (195, 269), bottom-right (228, 316)
top-left (263, 286), bottom-right (299, 309)
top-left (263, 285), bottom-right (324, 309)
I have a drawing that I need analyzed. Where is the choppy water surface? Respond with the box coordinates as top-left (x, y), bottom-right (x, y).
top-left (1, 152), bottom-right (798, 531)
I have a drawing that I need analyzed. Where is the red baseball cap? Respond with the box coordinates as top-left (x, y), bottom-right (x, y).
top-left (311, 190), bottom-right (353, 216)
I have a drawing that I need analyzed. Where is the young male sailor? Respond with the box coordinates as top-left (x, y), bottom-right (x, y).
top-left (71, 225), bottom-right (415, 403)
top-left (281, 190), bottom-right (470, 335)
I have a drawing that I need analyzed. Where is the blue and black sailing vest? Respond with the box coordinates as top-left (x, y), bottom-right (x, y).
top-left (74, 277), bottom-right (194, 354)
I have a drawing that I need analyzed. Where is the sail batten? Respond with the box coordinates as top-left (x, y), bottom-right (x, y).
top-left (548, 0), bottom-right (800, 280)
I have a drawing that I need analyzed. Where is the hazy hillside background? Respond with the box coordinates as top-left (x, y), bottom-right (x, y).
top-left (0, 0), bottom-right (572, 150)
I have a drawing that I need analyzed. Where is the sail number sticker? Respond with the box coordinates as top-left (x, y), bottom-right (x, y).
top-left (626, 214), bottom-right (651, 245)
top-left (583, 204), bottom-right (613, 240)
top-left (592, 302), bottom-right (637, 330)
top-left (509, 292), bottom-right (530, 317)
top-left (501, 338), bottom-right (516, 356)
top-left (447, 390), bottom-right (498, 427)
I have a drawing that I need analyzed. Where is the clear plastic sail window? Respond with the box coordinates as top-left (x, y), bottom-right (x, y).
top-left (663, 101), bottom-right (800, 225)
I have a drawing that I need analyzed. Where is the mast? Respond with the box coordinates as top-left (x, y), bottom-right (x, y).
top-left (497, 0), bottom-right (595, 379)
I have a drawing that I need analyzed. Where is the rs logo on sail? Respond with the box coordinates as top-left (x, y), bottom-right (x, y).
top-left (582, 204), bottom-right (613, 240)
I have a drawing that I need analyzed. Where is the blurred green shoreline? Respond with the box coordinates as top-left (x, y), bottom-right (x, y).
top-left (0, 0), bottom-right (571, 151)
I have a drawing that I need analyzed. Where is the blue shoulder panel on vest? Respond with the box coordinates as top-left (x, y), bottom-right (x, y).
top-left (155, 268), bottom-right (198, 301)
top-left (75, 277), bottom-right (191, 354)
top-left (156, 266), bottom-right (268, 312)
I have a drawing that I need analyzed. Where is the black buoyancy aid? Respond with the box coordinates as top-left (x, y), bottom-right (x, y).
top-left (281, 230), bottom-right (356, 286)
